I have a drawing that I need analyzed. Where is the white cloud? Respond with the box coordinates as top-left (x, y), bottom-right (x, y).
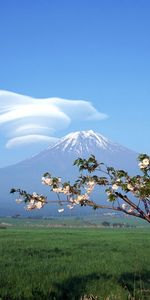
top-left (0, 90), bottom-right (108, 148)
top-left (49, 98), bottom-right (108, 121)
top-left (6, 135), bottom-right (59, 149)
top-left (15, 124), bottom-right (51, 135)
top-left (0, 103), bottom-right (70, 124)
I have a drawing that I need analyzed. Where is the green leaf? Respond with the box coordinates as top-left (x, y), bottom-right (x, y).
top-left (43, 172), bottom-right (51, 177)
top-left (108, 194), bottom-right (117, 202)
top-left (10, 188), bottom-right (16, 194)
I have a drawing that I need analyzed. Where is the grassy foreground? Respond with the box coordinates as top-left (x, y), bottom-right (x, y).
top-left (0, 226), bottom-right (150, 300)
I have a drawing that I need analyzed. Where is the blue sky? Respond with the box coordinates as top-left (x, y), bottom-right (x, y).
top-left (0, 0), bottom-right (150, 167)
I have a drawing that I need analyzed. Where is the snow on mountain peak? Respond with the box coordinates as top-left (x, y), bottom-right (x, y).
top-left (50, 130), bottom-right (121, 155)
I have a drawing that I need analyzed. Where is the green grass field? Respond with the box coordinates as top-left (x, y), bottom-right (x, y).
top-left (0, 220), bottom-right (150, 300)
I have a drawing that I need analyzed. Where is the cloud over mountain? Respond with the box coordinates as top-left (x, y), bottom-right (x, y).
top-left (0, 90), bottom-right (108, 148)
top-left (6, 135), bottom-right (59, 149)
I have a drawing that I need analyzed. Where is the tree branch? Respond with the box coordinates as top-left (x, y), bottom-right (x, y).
top-left (83, 200), bottom-right (146, 220)
top-left (143, 199), bottom-right (150, 215)
top-left (115, 192), bottom-right (150, 222)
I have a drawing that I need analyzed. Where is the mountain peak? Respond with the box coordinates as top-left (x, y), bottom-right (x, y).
top-left (50, 130), bottom-right (120, 155)
top-left (21, 129), bottom-right (136, 170)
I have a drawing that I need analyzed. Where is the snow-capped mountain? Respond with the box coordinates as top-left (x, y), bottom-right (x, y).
top-left (50, 130), bottom-right (122, 154)
top-left (25, 130), bottom-right (137, 171)
top-left (0, 130), bottom-right (138, 215)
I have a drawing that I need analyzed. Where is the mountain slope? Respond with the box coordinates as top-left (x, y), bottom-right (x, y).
top-left (0, 130), bottom-right (138, 215)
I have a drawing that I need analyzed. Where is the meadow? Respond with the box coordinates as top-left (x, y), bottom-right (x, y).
top-left (0, 218), bottom-right (150, 300)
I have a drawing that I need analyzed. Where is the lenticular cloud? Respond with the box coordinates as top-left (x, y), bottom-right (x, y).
top-left (0, 90), bottom-right (108, 148)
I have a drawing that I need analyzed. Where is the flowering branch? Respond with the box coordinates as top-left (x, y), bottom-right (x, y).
top-left (11, 154), bottom-right (150, 223)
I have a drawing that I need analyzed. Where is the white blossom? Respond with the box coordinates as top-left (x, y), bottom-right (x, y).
top-left (116, 179), bottom-right (121, 183)
top-left (26, 203), bottom-right (34, 210)
top-left (52, 187), bottom-right (63, 193)
top-left (112, 184), bottom-right (119, 190)
top-left (73, 199), bottom-right (80, 204)
top-left (127, 184), bottom-right (134, 191)
top-left (69, 197), bottom-right (74, 203)
top-left (140, 183), bottom-right (145, 188)
top-left (86, 180), bottom-right (96, 194)
top-left (73, 194), bottom-right (89, 205)
top-left (122, 203), bottom-right (128, 209)
top-left (41, 177), bottom-right (53, 185)
top-left (16, 198), bottom-right (23, 204)
top-left (58, 208), bottom-right (64, 213)
top-left (62, 185), bottom-right (70, 195)
top-left (67, 204), bottom-right (74, 209)
top-left (30, 199), bottom-right (35, 205)
top-left (87, 180), bottom-right (95, 187)
top-left (142, 158), bottom-right (149, 167)
top-left (106, 190), bottom-right (112, 196)
top-left (35, 201), bottom-right (43, 209)
top-left (32, 192), bottom-right (38, 198)
top-left (77, 194), bottom-right (89, 201)
top-left (86, 186), bottom-right (95, 194)
top-left (138, 162), bottom-right (145, 169)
